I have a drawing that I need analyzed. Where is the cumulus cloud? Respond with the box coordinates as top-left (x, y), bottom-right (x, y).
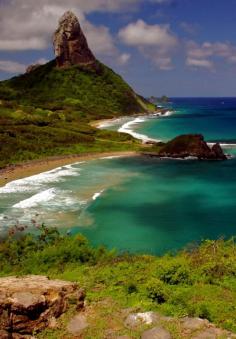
top-left (118, 19), bottom-right (177, 47)
top-left (0, 1), bottom-right (131, 64)
top-left (118, 19), bottom-right (178, 70)
top-left (186, 40), bottom-right (236, 70)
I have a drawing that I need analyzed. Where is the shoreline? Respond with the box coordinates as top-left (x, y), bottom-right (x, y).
top-left (0, 151), bottom-right (137, 187)
top-left (0, 109), bottom-right (171, 187)
top-left (91, 109), bottom-right (173, 144)
top-left (89, 108), bottom-right (168, 129)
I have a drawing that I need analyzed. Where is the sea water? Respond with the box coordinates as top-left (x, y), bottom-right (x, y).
top-left (1, 98), bottom-right (236, 254)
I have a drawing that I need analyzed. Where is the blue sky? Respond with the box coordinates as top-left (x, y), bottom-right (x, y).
top-left (0, 0), bottom-right (236, 97)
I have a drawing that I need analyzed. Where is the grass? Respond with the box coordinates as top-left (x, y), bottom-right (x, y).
top-left (1, 226), bottom-right (236, 337)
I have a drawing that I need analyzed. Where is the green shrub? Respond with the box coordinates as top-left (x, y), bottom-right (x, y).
top-left (145, 278), bottom-right (169, 304)
top-left (157, 257), bottom-right (192, 285)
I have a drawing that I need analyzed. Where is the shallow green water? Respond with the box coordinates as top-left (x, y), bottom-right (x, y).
top-left (1, 155), bottom-right (236, 254)
top-left (1, 98), bottom-right (236, 254)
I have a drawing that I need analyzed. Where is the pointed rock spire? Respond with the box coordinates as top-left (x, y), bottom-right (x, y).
top-left (53, 11), bottom-right (96, 68)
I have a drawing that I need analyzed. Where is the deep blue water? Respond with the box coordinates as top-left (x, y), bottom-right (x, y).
top-left (138, 97), bottom-right (236, 145)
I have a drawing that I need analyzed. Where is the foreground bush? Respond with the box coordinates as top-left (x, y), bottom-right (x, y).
top-left (1, 226), bottom-right (236, 332)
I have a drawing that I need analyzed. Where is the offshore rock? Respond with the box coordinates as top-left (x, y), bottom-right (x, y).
top-left (143, 134), bottom-right (227, 160)
top-left (53, 11), bottom-right (96, 68)
top-left (0, 275), bottom-right (80, 337)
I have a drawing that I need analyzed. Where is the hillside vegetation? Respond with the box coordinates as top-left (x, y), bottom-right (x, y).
top-left (0, 60), bottom-right (155, 168)
top-left (0, 60), bottom-right (153, 119)
top-left (1, 226), bottom-right (236, 337)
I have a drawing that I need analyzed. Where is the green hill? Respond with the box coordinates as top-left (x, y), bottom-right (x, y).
top-left (0, 60), bottom-right (155, 168)
top-left (0, 59), bottom-right (153, 120)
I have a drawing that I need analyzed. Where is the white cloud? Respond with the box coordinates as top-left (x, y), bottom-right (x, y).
top-left (84, 22), bottom-right (116, 56)
top-left (186, 58), bottom-right (213, 70)
top-left (118, 53), bottom-right (131, 65)
top-left (118, 19), bottom-right (177, 47)
top-left (118, 19), bottom-right (178, 70)
top-left (35, 58), bottom-right (49, 65)
top-left (0, 2), bottom-right (114, 55)
top-left (0, 38), bottom-right (48, 51)
top-left (186, 40), bottom-right (236, 70)
top-left (0, 61), bottom-right (26, 74)
top-left (0, 58), bottom-right (49, 75)
top-left (0, 1), bottom-right (133, 68)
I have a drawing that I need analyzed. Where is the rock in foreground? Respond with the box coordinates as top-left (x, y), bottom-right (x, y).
top-left (144, 134), bottom-right (227, 160)
top-left (0, 275), bottom-right (80, 337)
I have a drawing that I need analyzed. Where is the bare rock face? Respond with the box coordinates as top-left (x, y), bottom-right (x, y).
top-left (53, 11), bottom-right (96, 68)
top-left (0, 275), bottom-right (81, 337)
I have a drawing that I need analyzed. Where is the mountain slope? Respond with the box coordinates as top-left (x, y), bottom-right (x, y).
top-left (0, 11), bottom-right (155, 168)
top-left (0, 60), bottom-right (153, 120)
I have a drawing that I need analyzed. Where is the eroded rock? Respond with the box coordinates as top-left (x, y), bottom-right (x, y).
top-left (53, 11), bottom-right (96, 68)
top-left (0, 275), bottom-right (80, 337)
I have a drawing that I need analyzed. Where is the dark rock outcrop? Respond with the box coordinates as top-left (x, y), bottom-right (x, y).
top-left (53, 11), bottom-right (96, 68)
top-left (144, 134), bottom-right (227, 160)
top-left (26, 64), bottom-right (41, 73)
top-left (0, 275), bottom-right (82, 337)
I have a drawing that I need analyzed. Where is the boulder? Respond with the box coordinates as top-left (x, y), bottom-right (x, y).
top-left (67, 314), bottom-right (88, 336)
top-left (0, 275), bottom-right (80, 337)
top-left (53, 11), bottom-right (96, 68)
top-left (141, 326), bottom-right (172, 339)
top-left (124, 312), bottom-right (159, 329)
top-left (180, 317), bottom-right (208, 331)
top-left (143, 134), bottom-right (227, 160)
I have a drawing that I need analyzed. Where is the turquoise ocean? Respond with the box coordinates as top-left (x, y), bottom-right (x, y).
top-left (1, 97), bottom-right (236, 254)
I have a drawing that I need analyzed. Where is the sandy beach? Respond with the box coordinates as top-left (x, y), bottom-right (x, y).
top-left (0, 151), bottom-right (137, 187)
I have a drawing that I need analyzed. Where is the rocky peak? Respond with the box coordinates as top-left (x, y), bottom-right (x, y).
top-left (53, 11), bottom-right (96, 68)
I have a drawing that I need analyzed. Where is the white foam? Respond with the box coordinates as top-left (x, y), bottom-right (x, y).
top-left (0, 164), bottom-right (81, 194)
top-left (207, 142), bottom-right (236, 149)
top-left (100, 156), bottom-right (123, 160)
top-left (13, 188), bottom-right (57, 209)
top-left (163, 110), bottom-right (173, 117)
top-left (220, 143), bottom-right (236, 148)
top-left (118, 117), bottom-right (160, 143)
top-left (92, 190), bottom-right (104, 201)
